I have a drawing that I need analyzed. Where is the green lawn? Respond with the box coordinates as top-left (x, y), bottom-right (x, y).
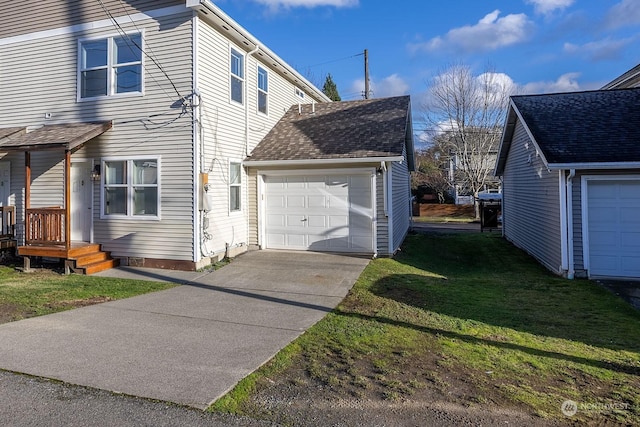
top-left (212, 233), bottom-right (640, 425)
top-left (0, 266), bottom-right (176, 322)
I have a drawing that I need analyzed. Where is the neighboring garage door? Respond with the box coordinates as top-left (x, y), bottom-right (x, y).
top-left (586, 179), bottom-right (640, 278)
top-left (264, 173), bottom-right (374, 253)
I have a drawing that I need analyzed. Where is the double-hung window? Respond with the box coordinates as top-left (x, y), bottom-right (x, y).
top-left (257, 66), bottom-right (268, 115)
top-left (229, 162), bottom-right (242, 212)
top-left (103, 158), bottom-right (159, 219)
top-left (230, 48), bottom-right (244, 104)
top-left (79, 33), bottom-right (143, 100)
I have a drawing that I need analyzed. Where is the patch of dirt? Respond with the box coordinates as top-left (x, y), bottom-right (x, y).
top-left (0, 302), bottom-right (32, 324)
top-left (419, 203), bottom-right (475, 218)
top-left (244, 356), bottom-right (563, 427)
top-left (44, 296), bottom-right (114, 310)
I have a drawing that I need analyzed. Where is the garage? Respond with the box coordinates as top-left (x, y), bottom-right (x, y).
top-left (262, 172), bottom-right (374, 253)
top-left (586, 178), bottom-right (640, 278)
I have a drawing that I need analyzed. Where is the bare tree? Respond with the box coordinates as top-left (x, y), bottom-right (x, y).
top-left (422, 63), bottom-right (513, 216)
top-left (412, 146), bottom-right (451, 204)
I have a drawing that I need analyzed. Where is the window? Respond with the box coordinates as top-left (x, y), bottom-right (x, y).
top-left (103, 158), bottom-right (159, 218)
top-left (230, 48), bottom-right (244, 104)
top-left (257, 66), bottom-right (268, 114)
top-left (79, 33), bottom-right (142, 99)
top-left (229, 162), bottom-right (241, 212)
top-left (295, 87), bottom-right (305, 99)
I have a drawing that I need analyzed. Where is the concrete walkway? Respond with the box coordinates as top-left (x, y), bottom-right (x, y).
top-left (0, 250), bottom-right (369, 409)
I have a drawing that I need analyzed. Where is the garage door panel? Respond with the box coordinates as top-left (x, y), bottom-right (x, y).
top-left (587, 179), bottom-right (640, 278)
top-left (264, 173), bottom-right (373, 253)
top-left (307, 215), bottom-right (326, 228)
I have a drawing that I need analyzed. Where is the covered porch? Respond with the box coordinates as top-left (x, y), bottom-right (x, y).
top-left (0, 122), bottom-right (118, 274)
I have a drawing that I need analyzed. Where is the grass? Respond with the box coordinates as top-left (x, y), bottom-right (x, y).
top-left (0, 265), bottom-right (176, 322)
top-left (211, 233), bottom-right (640, 425)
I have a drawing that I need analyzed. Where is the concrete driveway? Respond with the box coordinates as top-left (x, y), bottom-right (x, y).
top-left (0, 250), bottom-right (369, 409)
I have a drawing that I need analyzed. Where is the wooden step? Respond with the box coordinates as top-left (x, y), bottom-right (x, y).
top-left (83, 258), bottom-right (119, 275)
top-left (74, 251), bottom-right (109, 267)
top-left (67, 244), bottom-right (102, 258)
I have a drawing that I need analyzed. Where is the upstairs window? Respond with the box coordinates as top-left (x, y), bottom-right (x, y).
top-left (79, 33), bottom-right (143, 100)
top-left (257, 66), bottom-right (268, 114)
top-left (230, 48), bottom-right (244, 104)
top-left (295, 87), bottom-right (305, 99)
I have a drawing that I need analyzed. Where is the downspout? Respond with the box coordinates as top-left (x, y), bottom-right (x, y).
top-left (566, 169), bottom-right (576, 279)
top-left (245, 44), bottom-right (260, 157)
top-left (245, 45), bottom-right (260, 250)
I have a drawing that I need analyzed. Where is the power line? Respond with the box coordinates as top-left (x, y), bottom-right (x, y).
top-left (304, 52), bottom-right (364, 69)
top-left (96, 0), bottom-right (184, 101)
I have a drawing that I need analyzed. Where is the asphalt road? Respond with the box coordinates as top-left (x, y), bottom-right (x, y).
top-left (0, 370), bottom-right (271, 427)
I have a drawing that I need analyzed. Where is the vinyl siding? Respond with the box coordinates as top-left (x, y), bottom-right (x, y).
top-left (390, 150), bottom-right (411, 253)
top-left (376, 171), bottom-right (389, 255)
top-left (502, 120), bottom-right (562, 274)
top-left (0, 0), bottom-right (185, 39)
top-left (196, 20), bottom-right (327, 257)
top-left (0, 10), bottom-right (196, 262)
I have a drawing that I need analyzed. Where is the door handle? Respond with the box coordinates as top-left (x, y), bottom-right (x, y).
top-left (301, 218), bottom-right (307, 222)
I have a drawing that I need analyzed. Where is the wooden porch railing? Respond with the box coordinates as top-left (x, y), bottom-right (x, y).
top-left (25, 207), bottom-right (66, 246)
top-left (0, 206), bottom-right (16, 239)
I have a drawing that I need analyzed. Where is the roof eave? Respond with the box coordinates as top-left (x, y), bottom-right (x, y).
top-left (548, 162), bottom-right (640, 170)
top-left (243, 156), bottom-right (405, 167)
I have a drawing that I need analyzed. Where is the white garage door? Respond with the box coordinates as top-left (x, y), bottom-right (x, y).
top-left (264, 173), bottom-right (374, 253)
top-left (587, 179), bottom-right (640, 278)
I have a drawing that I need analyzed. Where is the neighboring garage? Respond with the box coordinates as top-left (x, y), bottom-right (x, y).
top-left (263, 172), bottom-right (374, 253)
top-left (584, 178), bottom-right (640, 278)
top-left (245, 96), bottom-right (415, 257)
top-left (496, 88), bottom-right (640, 279)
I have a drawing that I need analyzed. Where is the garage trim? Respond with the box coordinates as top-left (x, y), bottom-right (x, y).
top-left (581, 174), bottom-right (640, 278)
top-left (257, 168), bottom-right (377, 255)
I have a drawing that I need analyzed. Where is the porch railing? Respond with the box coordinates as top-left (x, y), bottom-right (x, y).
top-left (0, 206), bottom-right (16, 239)
top-left (25, 207), bottom-right (66, 246)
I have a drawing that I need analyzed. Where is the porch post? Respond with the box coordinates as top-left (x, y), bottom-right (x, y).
top-left (24, 151), bottom-right (31, 272)
top-left (25, 151), bottom-right (30, 209)
top-left (64, 150), bottom-right (71, 249)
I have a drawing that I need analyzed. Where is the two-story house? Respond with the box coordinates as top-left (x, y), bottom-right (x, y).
top-left (0, 0), bottom-right (415, 273)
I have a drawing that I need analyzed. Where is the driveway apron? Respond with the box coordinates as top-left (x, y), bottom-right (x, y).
top-left (0, 251), bottom-right (369, 409)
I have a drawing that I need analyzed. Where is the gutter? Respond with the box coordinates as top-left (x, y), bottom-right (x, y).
top-left (243, 157), bottom-right (404, 167)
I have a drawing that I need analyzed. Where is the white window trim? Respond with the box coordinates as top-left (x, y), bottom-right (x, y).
top-left (257, 65), bottom-right (269, 116)
top-left (229, 46), bottom-right (245, 106)
top-left (229, 160), bottom-right (243, 215)
top-left (100, 156), bottom-right (161, 220)
top-left (77, 31), bottom-right (145, 102)
top-left (295, 87), bottom-right (305, 99)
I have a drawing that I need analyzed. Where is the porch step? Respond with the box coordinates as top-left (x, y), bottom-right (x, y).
top-left (66, 245), bottom-right (119, 275)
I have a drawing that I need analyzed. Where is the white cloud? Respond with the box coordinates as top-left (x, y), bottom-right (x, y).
top-left (604, 0), bottom-right (640, 29)
top-left (521, 72), bottom-right (582, 94)
top-left (410, 10), bottom-right (534, 54)
top-left (563, 37), bottom-right (634, 62)
top-left (252, 0), bottom-right (357, 9)
top-left (525, 0), bottom-right (574, 15)
top-left (349, 74), bottom-right (410, 99)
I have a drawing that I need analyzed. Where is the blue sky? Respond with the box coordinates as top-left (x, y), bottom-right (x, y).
top-left (213, 0), bottom-right (640, 102)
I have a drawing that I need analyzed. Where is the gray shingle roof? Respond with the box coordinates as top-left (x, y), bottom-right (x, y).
top-left (0, 127), bottom-right (25, 140)
top-left (0, 122), bottom-right (112, 152)
top-left (247, 96), bottom-right (411, 161)
top-left (511, 88), bottom-right (640, 164)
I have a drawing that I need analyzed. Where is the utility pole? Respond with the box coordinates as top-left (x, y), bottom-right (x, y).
top-left (364, 48), bottom-right (370, 99)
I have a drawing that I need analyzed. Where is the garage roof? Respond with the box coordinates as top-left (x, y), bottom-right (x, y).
top-left (246, 96), bottom-right (413, 165)
top-left (496, 87), bottom-right (640, 173)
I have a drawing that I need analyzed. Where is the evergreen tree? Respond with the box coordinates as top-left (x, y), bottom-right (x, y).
top-left (322, 74), bottom-right (341, 101)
